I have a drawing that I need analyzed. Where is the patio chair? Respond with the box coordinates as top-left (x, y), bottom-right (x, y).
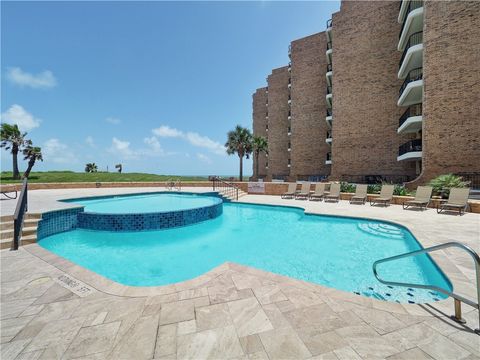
top-left (403, 186), bottom-right (432, 211)
top-left (295, 182), bottom-right (311, 200)
top-left (437, 188), bottom-right (470, 215)
top-left (370, 184), bottom-right (394, 206)
top-left (281, 183), bottom-right (297, 199)
top-left (309, 183), bottom-right (326, 201)
top-left (0, 185), bottom-right (17, 200)
top-left (349, 184), bottom-right (368, 204)
top-left (325, 183), bottom-right (341, 202)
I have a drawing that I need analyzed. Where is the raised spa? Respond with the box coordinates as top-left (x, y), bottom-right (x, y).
top-left (62, 192), bottom-right (223, 231)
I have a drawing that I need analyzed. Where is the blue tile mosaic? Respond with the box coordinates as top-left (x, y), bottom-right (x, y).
top-left (37, 207), bottom-right (84, 240)
top-left (77, 201), bottom-right (223, 231)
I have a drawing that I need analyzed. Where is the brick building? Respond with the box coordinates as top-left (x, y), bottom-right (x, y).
top-left (252, 0), bottom-right (480, 185)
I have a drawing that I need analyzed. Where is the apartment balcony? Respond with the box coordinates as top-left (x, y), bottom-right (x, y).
top-left (288, 83), bottom-right (291, 89)
top-left (397, 139), bottom-right (422, 161)
top-left (326, 19), bottom-right (333, 42)
top-left (398, 68), bottom-right (423, 107)
top-left (326, 86), bottom-right (333, 108)
top-left (326, 131), bottom-right (333, 144)
top-left (398, 31), bottom-right (423, 79)
top-left (288, 62), bottom-right (291, 72)
top-left (288, 44), bottom-right (292, 58)
top-left (326, 42), bottom-right (333, 64)
top-left (398, 103), bottom-right (422, 134)
top-left (287, 126), bottom-right (291, 136)
top-left (325, 152), bottom-right (332, 165)
top-left (326, 109), bottom-right (333, 127)
top-left (326, 63), bottom-right (333, 86)
top-left (398, 1), bottom-right (424, 51)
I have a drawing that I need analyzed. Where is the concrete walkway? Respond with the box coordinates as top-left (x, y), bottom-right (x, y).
top-left (1, 189), bottom-right (479, 359)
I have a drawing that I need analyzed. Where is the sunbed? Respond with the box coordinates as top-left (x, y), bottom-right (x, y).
top-left (349, 184), bottom-right (368, 204)
top-left (370, 184), bottom-right (394, 206)
top-left (324, 183), bottom-right (341, 202)
top-left (0, 185), bottom-right (17, 199)
top-left (309, 183), bottom-right (326, 201)
top-left (281, 183), bottom-right (297, 199)
top-left (403, 186), bottom-right (432, 211)
top-left (437, 188), bottom-right (470, 215)
top-left (295, 182), bottom-right (311, 200)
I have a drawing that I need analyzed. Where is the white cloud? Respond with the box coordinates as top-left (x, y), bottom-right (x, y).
top-left (7, 67), bottom-right (57, 89)
top-left (105, 117), bottom-right (121, 125)
top-left (151, 125), bottom-right (226, 155)
top-left (196, 153), bottom-right (212, 164)
top-left (0, 104), bottom-right (41, 131)
top-left (185, 132), bottom-right (226, 155)
top-left (152, 125), bottom-right (183, 138)
top-left (85, 136), bottom-right (95, 148)
top-left (109, 137), bottom-right (137, 159)
top-left (143, 136), bottom-right (163, 153)
top-left (42, 138), bottom-right (77, 164)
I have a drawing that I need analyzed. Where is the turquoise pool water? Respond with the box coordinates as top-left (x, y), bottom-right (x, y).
top-left (63, 193), bottom-right (221, 213)
top-left (39, 202), bottom-right (451, 303)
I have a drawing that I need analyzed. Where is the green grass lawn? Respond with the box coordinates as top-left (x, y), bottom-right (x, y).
top-left (0, 171), bottom-right (208, 183)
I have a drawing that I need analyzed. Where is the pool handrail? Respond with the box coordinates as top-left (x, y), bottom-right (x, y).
top-left (211, 176), bottom-right (239, 200)
top-left (372, 241), bottom-right (480, 334)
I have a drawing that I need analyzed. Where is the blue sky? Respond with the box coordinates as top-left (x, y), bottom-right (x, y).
top-left (1, 1), bottom-right (340, 176)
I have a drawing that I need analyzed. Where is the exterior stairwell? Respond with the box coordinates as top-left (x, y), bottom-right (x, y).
top-left (217, 188), bottom-right (248, 201)
top-left (0, 213), bottom-right (42, 250)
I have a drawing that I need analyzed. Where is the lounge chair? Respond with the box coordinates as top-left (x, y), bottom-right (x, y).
top-left (309, 183), bottom-right (326, 201)
top-left (370, 184), bottom-right (394, 206)
top-left (1, 185), bottom-right (17, 200)
top-left (437, 188), bottom-right (470, 215)
top-left (295, 182), bottom-right (311, 200)
top-left (350, 184), bottom-right (368, 204)
top-left (403, 186), bottom-right (432, 211)
top-left (325, 183), bottom-right (341, 202)
top-left (281, 183), bottom-right (297, 199)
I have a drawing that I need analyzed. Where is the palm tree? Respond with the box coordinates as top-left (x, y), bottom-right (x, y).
top-left (225, 125), bottom-right (252, 181)
top-left (1, 123), bottom-right (27, 179)
top-left (22, 142), bottom-right (43, 179)
top-left (85, 163), bottom-right (98, 173)
top-left (252, 136), bottom-right (268, 180)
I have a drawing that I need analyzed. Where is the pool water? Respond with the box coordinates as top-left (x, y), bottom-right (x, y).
top-left (40, 202), bottom-right (452, 303)
top-left (63, 193), bottom-right (221, 213)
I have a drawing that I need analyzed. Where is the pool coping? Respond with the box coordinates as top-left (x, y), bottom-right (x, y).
top-left (22, 198), bottom-right (478, 320)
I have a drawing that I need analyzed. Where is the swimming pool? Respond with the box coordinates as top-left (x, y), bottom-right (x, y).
top-left (39, 200), bottom-right (452, 303)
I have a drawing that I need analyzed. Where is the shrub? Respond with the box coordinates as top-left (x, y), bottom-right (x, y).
top-left (428, 174), bottom-right (469, 198)
top-left (367, 184), bottom-right (381, 194)
top-left (340, 182), bottom-right (356, 193)
top-left (393, 184), bottom-right (409, 196)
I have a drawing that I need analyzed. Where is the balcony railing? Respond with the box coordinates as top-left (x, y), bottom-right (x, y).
top-left (398, 139), bottom-right (422, 156)
top-left (327, 63), bottom-right (333, 72)
top-left (327, 19), bottom-right (332, 28)
top-left (399, 31), bottom-right (423, 69)
top-left (327, 41), bottom-right (332, 50)
top-left (399, 67), bottom-right (422, 98)
top-left (326, 152), bottom-right (332, 161)
top-left (326, 131), bottom-right (333, 139)
top-left (326, 109), bottom-right (332, 117)
top-left (399, 0), bottom-right (423, 39)
top-left (327, 86), bottom-right (332, 95)
top-left (399, 103), bottom-right (422, 128)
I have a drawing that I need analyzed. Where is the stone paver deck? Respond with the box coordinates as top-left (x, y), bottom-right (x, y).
top-left (1, 189), bottom-right (479, 359)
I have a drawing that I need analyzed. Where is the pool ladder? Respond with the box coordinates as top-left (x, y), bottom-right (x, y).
top-left (373, 242), bottom-right (480, 335)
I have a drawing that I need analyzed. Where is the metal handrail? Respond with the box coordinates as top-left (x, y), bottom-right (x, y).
top-left (12, 178), bottom-right (28, 250)
top-left (373, 241), bottom-right (480, 333)
top-left (211, 176), bottom-right (239, 201)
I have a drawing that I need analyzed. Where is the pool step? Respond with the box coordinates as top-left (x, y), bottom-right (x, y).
top-left (0, 214), bottom-right (41, 250)
top-left (357, 223), bottom-right (404, 239)
top-left (354, 285), bottom-right (442, 304)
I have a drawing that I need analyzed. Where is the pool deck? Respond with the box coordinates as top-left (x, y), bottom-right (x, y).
top-left (1, 188), bottom-right (479, 359)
